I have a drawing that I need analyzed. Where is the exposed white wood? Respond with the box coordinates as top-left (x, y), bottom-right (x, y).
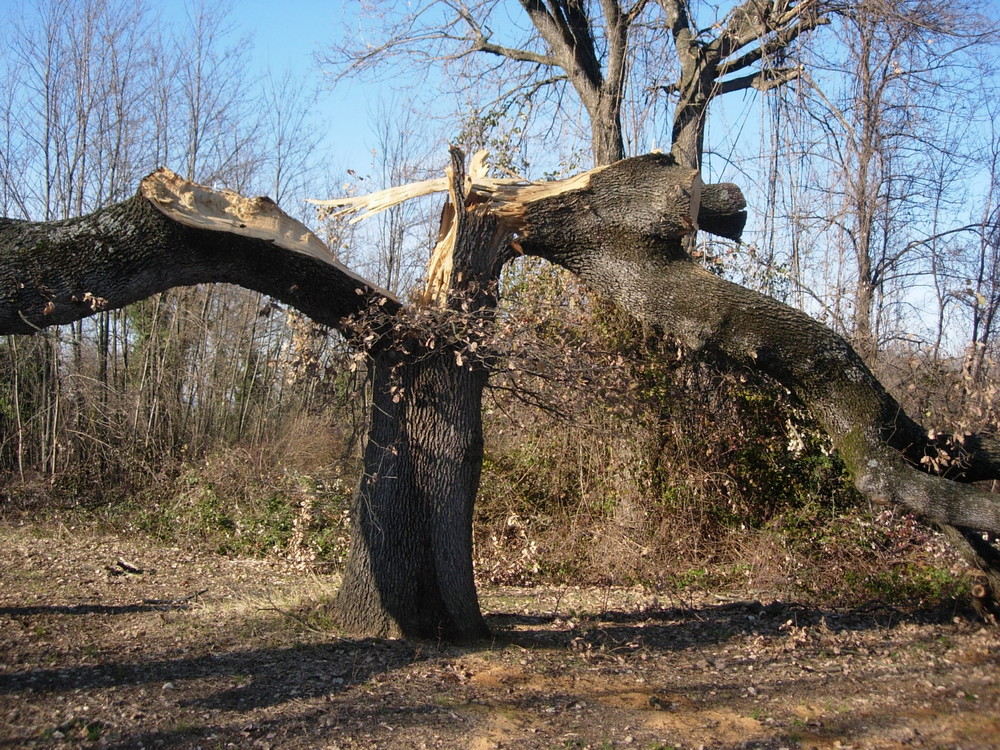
top-left (308, 152), bottom-right (619, 307)
top-left (141, 168), bottom-right (399, 304)
top-left (308, 152), bottom-right (607, 227)
top-left (420, 162), bottom-right (460, 306)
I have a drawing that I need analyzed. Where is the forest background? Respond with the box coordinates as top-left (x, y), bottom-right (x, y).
top-left (3, 0), bottom-right (1000, 603)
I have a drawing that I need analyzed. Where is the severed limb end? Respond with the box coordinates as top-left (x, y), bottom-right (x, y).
top-left (310, 151), bottom-right (748, 307)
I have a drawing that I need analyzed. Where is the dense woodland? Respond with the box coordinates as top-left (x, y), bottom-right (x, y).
top-left (2, 0), bottom-right (1000, 601)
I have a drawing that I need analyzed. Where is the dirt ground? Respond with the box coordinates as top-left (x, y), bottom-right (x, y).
top-left (1, 520), bottom-right (998, 750)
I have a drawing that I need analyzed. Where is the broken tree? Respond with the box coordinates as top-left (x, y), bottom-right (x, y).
top-left (2, 149), bottom-right (999, 639)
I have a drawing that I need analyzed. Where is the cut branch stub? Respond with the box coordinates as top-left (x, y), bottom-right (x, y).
top-left (698, 182), bottom-right (748, 241)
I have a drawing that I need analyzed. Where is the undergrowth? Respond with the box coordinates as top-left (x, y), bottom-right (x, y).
top-left (0, 448), bottom-right (355, 568)
top-left (0, 344), bottom-right (981, 609)
top-left (122, 453), bottom-right (354, 564)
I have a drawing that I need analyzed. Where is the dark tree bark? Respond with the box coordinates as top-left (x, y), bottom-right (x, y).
top-left (331, 345), bottom-right (491, 639)
top-left (331, 150), bottom-right (508, 639)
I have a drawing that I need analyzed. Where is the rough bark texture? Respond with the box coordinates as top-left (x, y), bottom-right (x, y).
top-left (331, 150), bottom-right (508, 639)
top-left (698, 182), bottom-right (748, 241)
top-left (494, 156), bottom-right (1000, 551)
top-left (331, 347), bottom-right (490, 639)
top-left (0, 173), bottom-right (395, 336)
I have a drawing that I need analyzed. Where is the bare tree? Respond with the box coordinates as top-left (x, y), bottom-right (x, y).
top-left (946, 100), bottom-right (1000, 399)
top-left (2, 150), bottom-right (1000, 637)
top-left (364, 103), bottom-right (439, 294)
top-left (0, 0), bottom-right (334, 483)
top-left (327, 0), bottom-right (829, 168)
top-left (259, 71), bottom-right (323, 209)
top-left (4, 0), bottom-right (1000, 641)
top-left (782, 0), bottom-right (997, 363)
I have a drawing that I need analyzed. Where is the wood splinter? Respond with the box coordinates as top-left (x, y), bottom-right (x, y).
top-left (310, 150), bottom-right (744, 307)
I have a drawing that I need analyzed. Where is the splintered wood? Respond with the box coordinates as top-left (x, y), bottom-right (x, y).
top-left (420, 161), bottom-right (461, 306)
top-left (310, 155), bottom-right (603, 227)
top-left (309, 151), bottom-right (605, 306)
top-left (141, 168), bottom-right (399, 303)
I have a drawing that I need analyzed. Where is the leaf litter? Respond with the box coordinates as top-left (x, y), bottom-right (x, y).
top-left (0, 522), bottom-right (998, 749)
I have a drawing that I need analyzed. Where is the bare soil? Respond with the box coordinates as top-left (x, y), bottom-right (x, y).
top-left (1, 520), bottom-right (998, 749)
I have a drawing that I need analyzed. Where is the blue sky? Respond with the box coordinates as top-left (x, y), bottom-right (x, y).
top-left (199, 0), bottom-right (376, 170)
top-left (217, 0), bottom-right (766, 185)
top-left (155, 0), bottom-right (422, 183)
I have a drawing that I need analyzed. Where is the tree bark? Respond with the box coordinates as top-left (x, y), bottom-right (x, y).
top-left (331, 149), bottom-right (508, 639)
top-left (0, 169), bottom-right (397, 335)
top-left (493, 153), bottom-right (1000, 542)
top-left (331, 346), bottom-right (490, 639)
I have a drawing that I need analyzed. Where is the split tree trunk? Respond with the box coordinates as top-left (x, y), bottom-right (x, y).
top-left (0, 160), bottom-right (506, 640)
top-left (331, 150), bottom-right (509, 639)
top-left (2, 154), bottom-right (1000, 637)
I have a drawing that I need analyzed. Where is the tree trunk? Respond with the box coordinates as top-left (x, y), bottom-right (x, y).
top-left (589, 94), bottom-right (626, 166)
top-left (667, 23), bottom-right (717, 171)
top-left (331, 149), bottom-right (508, 639)
top-left (331, 347), bottom-right (489, 639)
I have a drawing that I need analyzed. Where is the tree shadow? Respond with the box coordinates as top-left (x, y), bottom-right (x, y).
top-left (0, 594), bottom-right (982, 749)
top-left (0, 629), bottom-right (452, 748)
top-left (0, 637), bottom-right (419, 702)
top-left (485, 596), bottom-right (972, 653)
top-left (0, 602), bottom-right (191, 616)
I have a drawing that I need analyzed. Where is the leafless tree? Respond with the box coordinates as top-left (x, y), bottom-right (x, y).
top-left (0, 0), bottom-right (337, 482)
top-left (4, 0), bottom-right (1000, 642)
top-left (782, 0), bottom-right (997, 363)
top-left (327, 0), bottom-right (830, 168)
top-left (5, 148), bottom-right (1000, 637)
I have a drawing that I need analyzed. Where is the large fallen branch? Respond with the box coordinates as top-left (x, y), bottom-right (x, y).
top-left (471, 152), bottom-right (1000, 588)
top-left (0, 168), bottom-right (397, 336)
top-left (317, 150), bottom-right (1000, 537)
